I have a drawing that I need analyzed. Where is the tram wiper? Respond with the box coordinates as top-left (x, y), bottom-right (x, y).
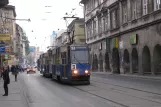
top-left (73, 55), bottom-right (87, 68)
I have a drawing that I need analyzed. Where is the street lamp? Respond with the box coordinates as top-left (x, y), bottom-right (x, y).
top-left (1, 16), bottom-right (31, 22)
top-left (9, 18), bottom-right (31, 22)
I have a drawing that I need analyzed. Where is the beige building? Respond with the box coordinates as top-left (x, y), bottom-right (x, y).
top-left (81, 0), bottom-right (161, 76)
top-left (67, 18), bottom-right (86, 44)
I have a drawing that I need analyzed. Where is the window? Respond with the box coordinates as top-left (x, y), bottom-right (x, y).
top-left (86, 21), bottom-right (92, 39)
top-left (92, 0), bottom-right (96, 9)
top-left (79, 25), bottom-right (84, 28)
top-left (98, 16), bottom-right (102, 34)
top-left (122, 0), bottom-right (128, 23)
top-left (89, 21), bottom-right (93, 38)
top-left (103, 11), bottom-right (108, 32)
top-left (86, 1), bottom-right (91, 12)
top-left (89, 0), bottom-right (93, 11)
top-left (61, 52), bottom-right (66, 64)
top-left (86, 23), bottom-right (90, 39)
top-left (143, 0), bottom-right (148, 15)
top-left (71, 51), bottom-right (89, 63)
top-left (110, 5), bottom-right (119, 29)
top-left (93, 19), bottom-right (96, 36)
top-left (131, 0), bottom-right (137, 20)
top-left (111, 10), bottom-right (116, 29)
top-left (154, 0), bottom-right (161, 10)
top-left (103, 18), bottom-right (106, 32)
top-left (98, 0), bottom-right (101, 6)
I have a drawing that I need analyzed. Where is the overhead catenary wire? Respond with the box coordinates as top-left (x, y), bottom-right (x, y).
top-left (40, 7), bottom-right (80, 52)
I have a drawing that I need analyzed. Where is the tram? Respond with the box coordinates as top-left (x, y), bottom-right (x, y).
top-left (52, 44), bottom-right (91, 84)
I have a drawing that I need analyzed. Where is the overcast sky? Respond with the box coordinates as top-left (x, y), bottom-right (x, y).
top-left (9, 0), bottom-right (83, 51)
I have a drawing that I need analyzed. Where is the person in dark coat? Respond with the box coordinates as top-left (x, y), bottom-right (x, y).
top-left (11, 65), bottom-right (18, 82)
top-left (1, 65), bottom-right (10, 96)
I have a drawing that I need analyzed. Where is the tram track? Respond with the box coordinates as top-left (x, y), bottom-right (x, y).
top-left (91, 80), bottom-right (161, 104)
top-left (37, 73), bottom-right (161, 106)
top-left (72, 80), bottom-right (161, 107)
top-left (73, 85), bottom-right (129, 107)
top-left (91, 79), bottom-right (161, 96)
top-left (59, 76), bottom-right (161, 106)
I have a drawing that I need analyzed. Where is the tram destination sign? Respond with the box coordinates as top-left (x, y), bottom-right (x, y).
top-left (71, 46), bottom-right (88, 51)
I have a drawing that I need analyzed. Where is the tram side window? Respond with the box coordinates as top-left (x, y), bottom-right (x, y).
top-left (61, 52), bottom-right (67, 64)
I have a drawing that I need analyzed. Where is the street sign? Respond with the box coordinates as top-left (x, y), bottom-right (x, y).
top-left (0, 46), bottom-right (5, 53)
top-left (0, 34), bottom-right (11, 41)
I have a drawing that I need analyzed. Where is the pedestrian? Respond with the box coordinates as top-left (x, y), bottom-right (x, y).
top-left (0, 66), bottom-right (3, 79)
top-left (1, 64), bottom-right (10, 96)
top-left (11, 65), bottom-right (18, 82)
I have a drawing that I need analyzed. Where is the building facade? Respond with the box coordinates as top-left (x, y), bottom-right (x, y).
top-left (0, 5), bottom-right (17, 65)
top-left (67, 18), bottom-right (86, 44)
top-left (81, 0), bottom-right (161, 75)
top-left (0, 0), bottom-right (8, 8)
top-left (16, 24), bottom-right (24, 64)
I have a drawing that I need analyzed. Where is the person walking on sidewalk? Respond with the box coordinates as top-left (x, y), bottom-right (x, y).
top-left (1, 64), bottom-right (10, 96)
top-left (0, 66), bottom-right (3, 79)
top-left (11, 65), bottom-right (18, 82)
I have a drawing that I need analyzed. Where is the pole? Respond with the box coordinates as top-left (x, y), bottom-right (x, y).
top-left (63, 17), bottom-right (79, 45)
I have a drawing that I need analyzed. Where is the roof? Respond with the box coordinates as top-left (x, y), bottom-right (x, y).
top-left (3, 5), bottom-right (16, 17)
top-left (68, 18), bottom-right (84, 29)
top-left (80, 0), bottom-right (86, 4)
top-left (80, 0), bottom-right (90, 4)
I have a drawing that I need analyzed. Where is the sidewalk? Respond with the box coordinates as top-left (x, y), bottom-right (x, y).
top-left (91, 71), bottom-right (161, 94)
top-left (91, 72), bottom-right (161, 80)
top-left (86, 72), bottom-right (161, 107)
top-left (0, 73), bottom-right (26, 107)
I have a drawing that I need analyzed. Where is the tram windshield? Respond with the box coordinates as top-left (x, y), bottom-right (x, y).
top-left (71, 50), bottom-right (89, 63)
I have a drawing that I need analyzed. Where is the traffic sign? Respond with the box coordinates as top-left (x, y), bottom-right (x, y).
top-left (0, 46), bottom-right (5, 53)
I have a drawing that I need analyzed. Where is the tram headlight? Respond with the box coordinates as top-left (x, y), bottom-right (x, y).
top-left (73, 70), bottom-right (78, 74)
top-left (85, 70), bottom-right (89, 74)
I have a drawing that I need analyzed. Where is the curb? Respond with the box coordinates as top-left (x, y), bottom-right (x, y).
top-left (120, 74), bottom-right (161, 81)
top-left (91, 72), bottom-right (161, 81)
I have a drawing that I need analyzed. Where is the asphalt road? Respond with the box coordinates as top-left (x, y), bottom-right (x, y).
top-left (19, 72), bottom-right (120, 107)
top-left (19, 72), bottom-right (161, 107)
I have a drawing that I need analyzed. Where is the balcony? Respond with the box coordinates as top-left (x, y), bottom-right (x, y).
top-left (0, 0), bottom-right (9, 7)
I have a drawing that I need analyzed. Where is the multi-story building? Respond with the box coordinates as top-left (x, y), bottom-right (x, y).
top-left (0, 0), bottom-right (8, 8)
top-left (67, 18), bottom-right (86, 44)
top-left (81, 0), bottom-right (161, 76)
top-left (55, 19), bottom-right (86, 47)
top-left (16, 24), bottom-right (24, 64)
top-left (55, 29), bottom-right (66, 47)
top-left (0, 5), bottom-right (17, 65)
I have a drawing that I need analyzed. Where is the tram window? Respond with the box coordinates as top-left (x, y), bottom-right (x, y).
top-left (62, 52), bottom-right (67, 64)
top-left (71, 51), bottom-right (88, 63)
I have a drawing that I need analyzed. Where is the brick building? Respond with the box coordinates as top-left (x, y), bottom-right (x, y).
top-left (80, 0), bottom-right (161, 75)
